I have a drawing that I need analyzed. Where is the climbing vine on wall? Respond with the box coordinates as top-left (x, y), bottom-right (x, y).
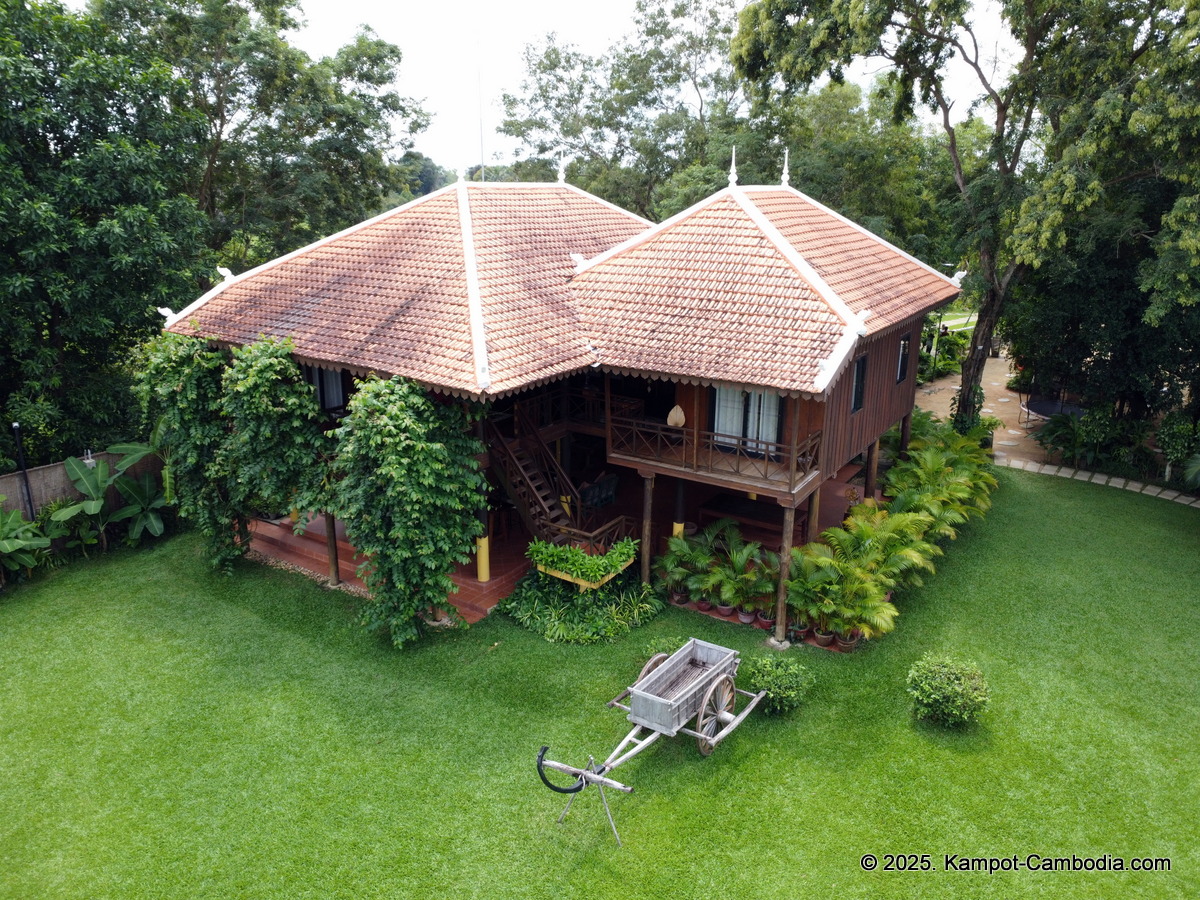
top-left (133, 333), bottom-right (244, 570)
top-left (221, 338), bottom-right (334, 517)
top-left (331, 377), bottom-right (486, 648)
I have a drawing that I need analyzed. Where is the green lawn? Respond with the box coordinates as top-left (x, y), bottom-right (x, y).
top-left (2, 469), bottom-right (1197, 899)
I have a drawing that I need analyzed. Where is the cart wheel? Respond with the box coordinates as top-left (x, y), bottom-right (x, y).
top-left (696, 674), bottom-right (736, 756)
top-left (637, 652), bottom-right (669, 683)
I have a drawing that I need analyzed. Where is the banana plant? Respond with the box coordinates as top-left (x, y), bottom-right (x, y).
top-left (50, 457), bottom-right (121, 553)
top-left (0, 499), bottom-right (50, 588)
top-left (112, 471), bottom-right (167, 544)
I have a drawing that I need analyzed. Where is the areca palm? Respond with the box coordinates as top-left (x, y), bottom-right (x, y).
top-left (823, 505), bottom-right (940, 591)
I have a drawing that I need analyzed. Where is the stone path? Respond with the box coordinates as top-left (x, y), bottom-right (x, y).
top-left (915, 353), bottom-right (1200, 509)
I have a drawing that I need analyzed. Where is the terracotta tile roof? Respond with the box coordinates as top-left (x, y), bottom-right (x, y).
top-left (744, 188), bottom-right (960, 333)
top-left (570, 193), bottom-right (847, 395)
top-left (167, 183), bottom-right (650, 398)
top-left (570, 185), bottom-right (958, 396)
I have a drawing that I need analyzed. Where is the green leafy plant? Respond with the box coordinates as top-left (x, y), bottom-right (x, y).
top-left (500, 570), bottom-right (664, 644)
top-left (739, 655), bottom-right (815, 715)
top-left (906, 654), bottom-right (990, 727)
top-left (1157, 410), bottom-right (1200, 474)
top-left (527, 537), bottom-right (638, 585)
top-left (113, 471), bottom-right (168, 544)
top-left (331, 376), bottom-right (487, 648)
top-left (49, 457), bottom-right (123, 554)
top-left (0, 498), bottom-right (51, 588)
top-left (690, 532), bottom-right (773, 611)
top-left (133, 334), bottom-right (245, 571)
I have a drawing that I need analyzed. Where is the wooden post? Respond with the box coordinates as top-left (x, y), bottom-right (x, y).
top-left (864, 439), bottom-right (880, 502)
top-left (807, 488), bottom-right (821, 544)
top-left (324, 512), bottom-right (340, 586)
top-left (899, 413), bottom-right (913, 461)
top-left (640, 472), bottom-right (655, 584)
top-left (672, 479), bottom-right (686, 538)
top-left (773, 505), bottom-right (795, 645)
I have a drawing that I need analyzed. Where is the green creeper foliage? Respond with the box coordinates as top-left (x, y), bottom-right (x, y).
top-left (220, 338), bottom-right (333, 517)
top-left (906, 654), bottom-right (990, 727)
top-left (132, 333), bottom-right (244, 571)
top-left (331, 377), bottom-right (487, 648)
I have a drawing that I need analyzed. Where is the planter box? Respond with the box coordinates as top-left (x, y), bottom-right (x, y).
top-left (536, 555), bottom-right (634, 592)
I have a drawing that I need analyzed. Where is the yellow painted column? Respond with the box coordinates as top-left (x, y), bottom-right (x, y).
top-left (476, 535), bottom-right (491, 583)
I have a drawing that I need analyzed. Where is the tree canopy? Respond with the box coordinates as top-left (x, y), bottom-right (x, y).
top-left (733, 0), bottom-right (1198, 429)
top-left (92, 0), bottom-right (431, 272)
top-left (0, 0), bottom-right (208, 467)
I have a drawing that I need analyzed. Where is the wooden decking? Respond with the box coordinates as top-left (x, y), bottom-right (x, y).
top-left (248, 517), bottom-right (530, 624)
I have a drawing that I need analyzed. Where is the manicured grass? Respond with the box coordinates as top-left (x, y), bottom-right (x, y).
top-left (2, 470), bottom-right (1197, 898)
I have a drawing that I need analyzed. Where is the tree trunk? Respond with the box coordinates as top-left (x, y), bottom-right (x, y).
top-left (955, 284), bottom-right (1004, 431)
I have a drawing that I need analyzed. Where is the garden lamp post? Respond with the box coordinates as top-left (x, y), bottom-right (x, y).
top-left (11, 422), bottom-right (36, 521)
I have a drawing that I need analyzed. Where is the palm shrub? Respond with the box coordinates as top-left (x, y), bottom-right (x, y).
top-left (653, 532), bottom-right (716, 601)
top-left (786, 542), bottom-right (897, 639)
top-left (823, 503), bottom-right (940, 593)
top-left (691, 532), bottom-right (772, 612)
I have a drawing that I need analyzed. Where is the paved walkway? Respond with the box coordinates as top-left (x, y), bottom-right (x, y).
top-left (915, 353), bottom-right (1200, 509)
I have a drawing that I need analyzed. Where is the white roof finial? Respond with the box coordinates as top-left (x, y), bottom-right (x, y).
top-left (557, 155), bottom-right (567, 184)
top-left (781, 148), bottom-right (791, 187)
top-left (728, 146), bottom-right (738, 186)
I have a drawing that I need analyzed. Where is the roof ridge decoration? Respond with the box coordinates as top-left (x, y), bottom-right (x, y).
top-left (456, 180), bottom-right (492, 392)
top-left (164, 183), bottom-right (462, 330)
top-left (728, 146), bottom-right (738, 186)
top-left (781, 148), bottom-right (790, 187)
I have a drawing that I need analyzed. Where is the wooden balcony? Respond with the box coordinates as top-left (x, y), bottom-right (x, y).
top-left (608, 416), bottom-right (821, 499)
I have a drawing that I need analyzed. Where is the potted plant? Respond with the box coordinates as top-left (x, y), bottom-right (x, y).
top-left (754, 551), bottom-right (780, 630)
top-left (654, 533), bottom-right (706, 605)
top-left (691, 529), bottom-right (767, 622)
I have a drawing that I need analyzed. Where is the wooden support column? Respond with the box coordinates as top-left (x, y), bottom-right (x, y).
top-left (864, 439), bottom-right (880, 502)
top-left (899, 413), bottom-right (913, 461)
top-left (640, 473), bottom-right (655, 584)
top-left (772, 505), bottom-right (795, 647)
top-left (475, 420), bottom-right (491, 583)
top-left (324, 512), bottom-right (340, 586)
top-left (672, 479), bottom-right (686, 538)
top-left (807, 489), bottom-right (821, 544)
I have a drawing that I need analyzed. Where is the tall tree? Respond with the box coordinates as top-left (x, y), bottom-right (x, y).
top-left (93, 0), bottom-right (430, 270)
top-left (0, 0), bottom-right (208, 468)
top-left (733, 0), bottom-right (1193, 430)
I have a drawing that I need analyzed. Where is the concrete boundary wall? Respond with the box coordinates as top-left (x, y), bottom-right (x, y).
top-left (0, 453), bottom-right (162, 518)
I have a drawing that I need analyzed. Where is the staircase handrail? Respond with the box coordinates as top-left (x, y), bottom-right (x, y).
top-left (515, 405), bottom-right (583, 526)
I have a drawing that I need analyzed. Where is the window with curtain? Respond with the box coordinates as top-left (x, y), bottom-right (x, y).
top-left (713, 386), bottom-right (781, 453)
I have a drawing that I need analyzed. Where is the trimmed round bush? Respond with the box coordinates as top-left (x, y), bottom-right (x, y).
top-left (740, 655), bottom-right (815, 715)
top-left (906, 653), bottom-right (990, 727)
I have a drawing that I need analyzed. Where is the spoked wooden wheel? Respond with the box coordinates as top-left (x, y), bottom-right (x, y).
top-left (637, 652), bottom-right (669, 683)
top-left (696, 674), bottom-right (736, 756)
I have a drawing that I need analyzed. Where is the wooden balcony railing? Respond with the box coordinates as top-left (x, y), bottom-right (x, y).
top-left (609, 416), bottom-right (821, 493)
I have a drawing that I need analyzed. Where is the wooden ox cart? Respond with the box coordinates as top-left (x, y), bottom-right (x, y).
top-left (536, 638), bottom-right (766, 843)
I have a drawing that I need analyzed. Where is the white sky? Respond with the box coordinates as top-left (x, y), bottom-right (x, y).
top-left (289, 0), bottom-right (641, 169)
top-left (287, 0), bottom-right (1016, 170)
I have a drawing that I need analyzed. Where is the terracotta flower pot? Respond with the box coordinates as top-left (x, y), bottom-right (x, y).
top-left (835, 630), bottom-right (861, 653)
top-left (695, 598), bottom-right (713, 612)
top-left (716, 603), bottom-right (735, 617)
top-left (736, 607), bottom-right (756, 624)
top-left (756, 610), bottom-right (776, 631)
top-left (813, 629), bottom-right (835, 647)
